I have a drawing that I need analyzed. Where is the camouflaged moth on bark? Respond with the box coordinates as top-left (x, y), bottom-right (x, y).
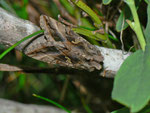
top-left (27, 15), bottom-right (103, 71)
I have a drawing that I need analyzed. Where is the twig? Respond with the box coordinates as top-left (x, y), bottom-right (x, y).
top-left (0, 63), bottom-right (101, 77)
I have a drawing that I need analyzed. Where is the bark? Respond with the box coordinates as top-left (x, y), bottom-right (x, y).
top-left (0, 98), bottom-right (74, 113)
top-left (0, 7), bottom-right (131, 78)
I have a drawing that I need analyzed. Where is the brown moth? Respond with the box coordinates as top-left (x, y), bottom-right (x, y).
top-left (27, 15), bottom-right (103, 71)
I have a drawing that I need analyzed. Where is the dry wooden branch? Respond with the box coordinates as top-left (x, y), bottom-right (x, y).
top-left (0, 98), bottom-right (72, 113)
top-left (0, 63), bottom-right (100, 76)
top-left (0, 7), bottom-right (131, 78)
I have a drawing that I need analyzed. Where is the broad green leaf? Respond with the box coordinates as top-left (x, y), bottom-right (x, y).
top-left (144, 4), bottom-right (150, 43)
top-left (102, 0), bottom-right (112, 5)
top-left (112, 44), bottom-right (150, 112)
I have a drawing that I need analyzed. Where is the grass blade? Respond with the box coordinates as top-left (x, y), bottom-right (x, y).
top-left (0, 30), bottom-right (44, 60)
top-left (33, 94), bottom-right (71, 113)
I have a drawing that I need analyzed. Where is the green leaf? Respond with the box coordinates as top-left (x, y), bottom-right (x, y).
top-left (72, 27), bottom-right (107, 41)
top-left (59, 0), bottom-right (75, 15)
top-left (33, 94), bottom-right (71, 113)
top-left (144, 4), bottom-right (150, 43)
top-left (111, 106), bottom-right (150, 113)
top-left (18, 74), bottom-right (26, 89)
top-left (0, 30), bottom-right (44, 60)
top-left (80, 18), bottom-right (96, 30)
top-left (116, 11), bottom-right (129, 32)
top-left (23, 0), bottom-right (28, 5)
top-left (0, 0), bottom-right (16, 15)
top-left (102, 0), bottom-right (112, 5)
top-left (116, 0), bottom-right (141, 32)
top-left (116, 5), bottom-right (132, 32)
top-left (16, 73), bottom-right (26, 91)
top-left (144, 0), bottom-right (149, 4)
top-left (112, 44), bottom-right (150, 112)
top-left (70, 0), bottom-right (103, 28)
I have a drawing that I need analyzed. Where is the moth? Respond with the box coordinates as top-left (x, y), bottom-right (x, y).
top-left (27, 15), bottom-right (103, 71)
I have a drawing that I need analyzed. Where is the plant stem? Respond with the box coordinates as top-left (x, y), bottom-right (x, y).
top-left (125, 0), bottom-right (146, 51)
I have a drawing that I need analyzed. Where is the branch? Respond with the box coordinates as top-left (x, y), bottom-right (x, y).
top-left (0, 63), bottom-right (100, 77)
top-left (0, 7), bottom-right (131, 78)
top-left (0, 98), bottom-right (73, 113)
